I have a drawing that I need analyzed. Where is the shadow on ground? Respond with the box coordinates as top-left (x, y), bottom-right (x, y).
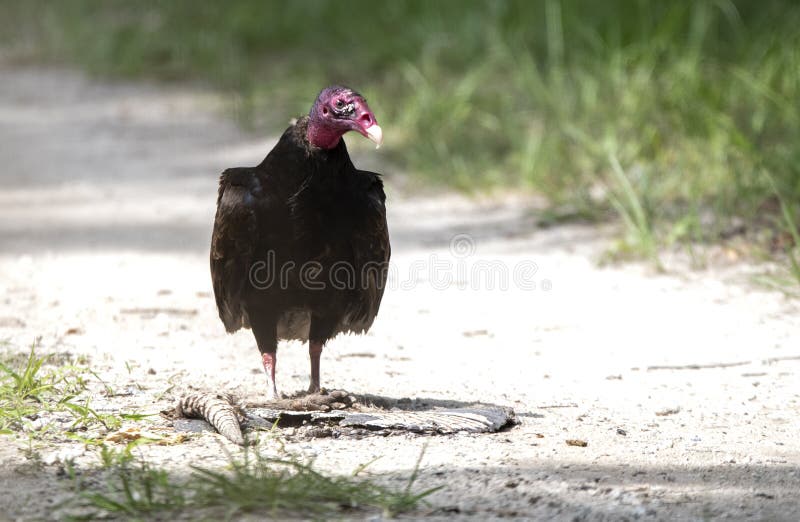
top-left (0, 460), bottom-right (795, 520)
top-left (413, 461), bottom-right (799, 520)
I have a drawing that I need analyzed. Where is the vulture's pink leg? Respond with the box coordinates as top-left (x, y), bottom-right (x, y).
top-left (261, 352), bottom-right (278, 400)
top-left (308, 341), bottom-right (323, 393)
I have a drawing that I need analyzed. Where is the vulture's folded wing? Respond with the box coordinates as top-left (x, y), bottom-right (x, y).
top-left (210, 167), bottom-right (265, 333)
top-left (346, 172), bottom-right (391, 328)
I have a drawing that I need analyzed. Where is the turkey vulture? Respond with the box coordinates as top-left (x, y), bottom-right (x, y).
top-left (210, 86), bottom-right (390, 399)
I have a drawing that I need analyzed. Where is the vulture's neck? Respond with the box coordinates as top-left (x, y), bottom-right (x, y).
top-left (306, 119), bottom-right (344, 150)
top-left (276, 117), bottom-right (353, 177)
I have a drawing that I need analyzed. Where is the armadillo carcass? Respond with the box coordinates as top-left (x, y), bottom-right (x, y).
top-left (175, 393), bottom-right (247, 445)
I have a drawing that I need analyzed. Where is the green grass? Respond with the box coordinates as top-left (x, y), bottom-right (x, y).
top-left (774, 187), bottom-right (800, 287)
top-left (70, 443), bottom-right (441, 520)
top-left (0, 343), bottom-right (128, 436)
top-left (1, 345), bottom-right (440, 518)
top-left (603, 150), bottom-right (662, 269)
top-left (1, 0), bottom-right (799, 282)
top-left (0, 343), bottom-right (62, 431)
top-left (70, 445), bottom-right (186, 520)
top-left (751, 174), bottom-right (800, 296)
top-left (0, 344), bottom-right (54, 403)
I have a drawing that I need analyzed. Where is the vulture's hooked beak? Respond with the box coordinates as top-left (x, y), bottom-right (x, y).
top-left (365, 124), bottom-right (383, 149)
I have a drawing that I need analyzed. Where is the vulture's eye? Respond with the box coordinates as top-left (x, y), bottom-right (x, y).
top-left (335, 100), bottom-right (344, 109)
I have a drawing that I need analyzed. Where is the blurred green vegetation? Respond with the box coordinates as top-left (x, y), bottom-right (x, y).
top-left (1, 0), bottom-right (799, 271)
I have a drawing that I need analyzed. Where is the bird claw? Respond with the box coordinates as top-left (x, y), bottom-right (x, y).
top-left (255, 389), bottom-right (354, 412)
top-left (289, 389), bottom-right (355, 412)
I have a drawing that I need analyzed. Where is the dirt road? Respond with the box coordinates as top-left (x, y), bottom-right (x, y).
top-left (1, 66), bottom-right (799, 520)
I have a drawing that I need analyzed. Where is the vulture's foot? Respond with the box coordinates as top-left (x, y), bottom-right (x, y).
top-left (254, 389), bottom-right (354, 412)
top-left (288, 389), bottom-right (355, 412)
top-left (264, 386), bottom-right (281, 401)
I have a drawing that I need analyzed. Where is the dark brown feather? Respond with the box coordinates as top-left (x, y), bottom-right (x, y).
top-left (210, 116), bottom-right (390, 344)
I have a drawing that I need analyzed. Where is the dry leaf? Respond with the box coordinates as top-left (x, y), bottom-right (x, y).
top-left (105, 426), bottom-right (187, 445)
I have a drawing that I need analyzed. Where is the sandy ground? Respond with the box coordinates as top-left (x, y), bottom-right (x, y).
top-left (0, 65), bottom-right (799, 521)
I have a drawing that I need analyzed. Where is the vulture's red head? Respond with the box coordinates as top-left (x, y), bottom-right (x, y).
top-left (307, 85), bottom-right (383, 150)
